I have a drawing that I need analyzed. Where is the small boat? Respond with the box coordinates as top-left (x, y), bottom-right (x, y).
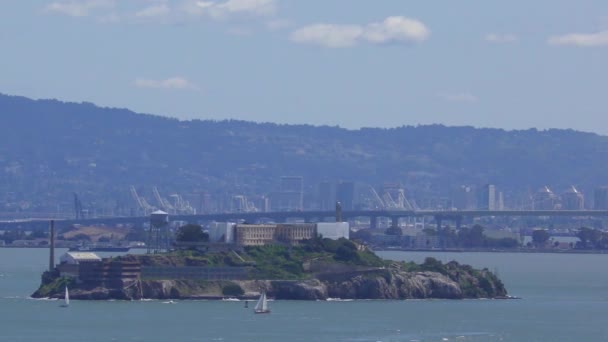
top-left (162, 300), bottom-right (176, 304)
top-left (253, 292), bottom-right (270, 314)
top-left (60, 286), bottom-right (70, 308)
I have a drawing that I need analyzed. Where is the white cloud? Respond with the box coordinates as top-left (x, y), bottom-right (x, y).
top-left (135, 4), bottom-right (170, 18)
top-left (290, 16), bottom-right (430, 48)
top-left (290, 24), bottom-right (363, 48)
top-left (484, 33), bottom-right (518, 43)
top-left (181, 0), bottom-right (276, 19)
top-left (439, 93), bottom-right (478, 103)
top-left (548, 30), bottom-right (608, 47)
top-left (216, 0), bottom-right (276, 16)
top-left (46, 0), bottom-right (114, 17)
top-left (362, 17), bottom-right (429, 44)
top-left (134, 77), bottom-right (200, 91)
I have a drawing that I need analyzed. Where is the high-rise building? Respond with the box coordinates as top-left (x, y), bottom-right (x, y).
top-left (317, 181), bottom-right (334, 211)
top-left (594, 186), bottom-right (608, 210)
top-left (336, 181), bottom-right (355, 210)
top-left (270, 176), bottom-right (304, 211)
top-left (562, 186), bottom-right (584, 210)
top-left (497, 191), bottom-right (505, 211)
top-left (534, 186), bottom-right (557, 210)
top-left (478, 184), bottom-right (496, 210)
top-left (250, 195), bottom-right (270, 212)
top-left (452, 185), bottom-right (476, 210)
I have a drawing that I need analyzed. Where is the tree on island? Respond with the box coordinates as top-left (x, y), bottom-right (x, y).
top-left (176, 224), bottom-right (209, 243)
top-left (575, 227), bottom-right (608, 249)
top-left (385, 226), bottom-right (403, 236)
top-left (531, 229), bottom-right (550, 248)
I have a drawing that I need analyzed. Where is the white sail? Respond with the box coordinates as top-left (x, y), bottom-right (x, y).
top-left (254, 292), bottom-right (269, 313)
top-left (60, 286), bottom-right (70, 307)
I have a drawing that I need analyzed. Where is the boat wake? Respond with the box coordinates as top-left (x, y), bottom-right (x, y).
top-left (27, 297), bottom-right (58, 301)
top-left (326, 298), bottom-right (354, 302)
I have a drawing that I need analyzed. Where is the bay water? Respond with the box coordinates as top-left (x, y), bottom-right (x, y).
top-left (1, 248), bottom-right (608, 341)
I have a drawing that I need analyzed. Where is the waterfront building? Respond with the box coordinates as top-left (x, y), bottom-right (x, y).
top-left (57, 252), bottom-right (102, 278)
top-left (78, 258), bottom-right (141, 286)
top-left (562, 186), bottom-right (585, 210)
top-left (413, 232), bottom-right (441, 249)
top-left (594, 186), bottom-right (608, 210)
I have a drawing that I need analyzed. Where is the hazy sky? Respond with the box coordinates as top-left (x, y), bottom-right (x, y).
top-left (1, 1), bottom-right (607, 133)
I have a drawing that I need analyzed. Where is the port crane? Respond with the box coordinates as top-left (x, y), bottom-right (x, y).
top-left (130, 186), bottom-right (156, 215)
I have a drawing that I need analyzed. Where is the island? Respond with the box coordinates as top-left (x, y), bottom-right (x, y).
top-left (32, 237), bottom-right (507, 300)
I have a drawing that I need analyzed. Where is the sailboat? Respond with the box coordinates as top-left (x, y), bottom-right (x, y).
top-left (60, 286), bottom-right (70, 308)
top-left (254, 292), bottom-right (270, 314)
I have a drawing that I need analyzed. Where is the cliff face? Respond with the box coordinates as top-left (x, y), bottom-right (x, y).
top-left (33, 266), bottom-right (507, 301)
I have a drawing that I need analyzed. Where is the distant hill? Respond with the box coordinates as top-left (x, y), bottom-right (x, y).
top-left (1, 93), bottom-right (607, 214)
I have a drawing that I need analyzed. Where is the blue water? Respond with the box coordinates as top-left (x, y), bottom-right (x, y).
top-left (1, 248), bottom-right (608, 341)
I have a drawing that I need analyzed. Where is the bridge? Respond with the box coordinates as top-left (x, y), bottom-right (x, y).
top-left (2, 209), bottom-right (608, 231)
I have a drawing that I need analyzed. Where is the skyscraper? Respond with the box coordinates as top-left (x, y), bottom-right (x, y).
top-left (336, 181), bottom-right (355, 210)
top-left (317, 181), bottom-right (334, 211)
top-left (477, 184), bottom-right (496, 210)
top-left (562, 186), bottom-right (584, 210)
top-left (270, 176), bottom-right (304, 211)
top-left (452, 185), bottom-right (476, 210)
top-left (534, 186), bottom-right (557, 210)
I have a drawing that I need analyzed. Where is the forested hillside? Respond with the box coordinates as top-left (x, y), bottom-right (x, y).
top-left (1, 93), bottom-right (607, 213)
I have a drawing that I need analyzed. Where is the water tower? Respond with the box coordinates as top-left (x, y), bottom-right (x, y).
top-left (148, 210), bottom-right (169, 254)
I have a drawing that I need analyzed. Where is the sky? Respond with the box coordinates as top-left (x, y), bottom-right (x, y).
top-left (1, 1), bottom-right (608, 133)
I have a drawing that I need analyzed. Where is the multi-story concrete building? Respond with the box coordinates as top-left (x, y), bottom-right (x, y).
top-left (275, 224), bottom-right (316, 244)
top-left (235, 224), bottom-right (277, 246)
top-left (234, 222), bottom-right (349, 247)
